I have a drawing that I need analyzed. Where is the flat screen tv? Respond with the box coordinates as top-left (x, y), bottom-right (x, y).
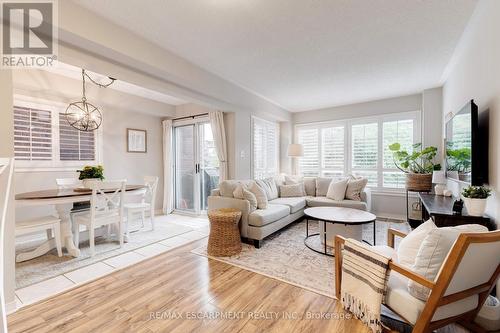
top-left (445, 99), bottom-right (488, 185)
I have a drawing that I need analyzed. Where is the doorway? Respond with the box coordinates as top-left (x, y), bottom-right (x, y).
top-left (173, 118), bottom-right (219, 214)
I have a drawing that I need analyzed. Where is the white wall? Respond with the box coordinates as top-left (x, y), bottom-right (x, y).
top-left (292, 93), bottom-right (443, 218)
top-left (442, 0), bottom-right (500, 225)
top-left (0, 70), bottom-right (16, 313)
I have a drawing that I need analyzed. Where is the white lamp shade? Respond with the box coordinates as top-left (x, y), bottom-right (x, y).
top-left (287, 144), bottom-right (304, 157)
top-left (432, 170), bottom-right (446, 184)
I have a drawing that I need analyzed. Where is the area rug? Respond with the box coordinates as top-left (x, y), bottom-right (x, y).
top-left (16, 219), bottom-right (195, 289)
top-left (192, 218), bottom-right (410, 298)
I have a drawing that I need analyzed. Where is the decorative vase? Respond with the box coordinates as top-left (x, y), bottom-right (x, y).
top-left (406, 173), bottom-right (433, 192)
top-left (462, 197), bottom-right (487, 216)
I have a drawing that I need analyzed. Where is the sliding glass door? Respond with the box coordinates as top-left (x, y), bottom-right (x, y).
top-left (174, 119), bottom-right (219, 214)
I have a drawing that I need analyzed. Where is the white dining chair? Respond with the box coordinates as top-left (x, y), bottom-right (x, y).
top-left (0, 158), bottom-right (14, 333)
top-left (56, 178), bottom-right (89, 244)
top-left (124, 176), bottom-right (158, 238)
top-left (73, 179), bottom-right (126, 257)
top-left (15, 177), bottom-right (63, 262)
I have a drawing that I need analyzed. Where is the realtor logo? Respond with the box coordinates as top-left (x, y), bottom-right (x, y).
top-left (1, 0), bottom-right (57, 67)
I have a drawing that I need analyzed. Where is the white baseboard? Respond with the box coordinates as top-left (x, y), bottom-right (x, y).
top-left (6, 300), bottom-right (17, 314)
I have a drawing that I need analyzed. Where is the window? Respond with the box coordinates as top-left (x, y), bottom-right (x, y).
top-left (295, 111), bottom-right (420, 190)
top-left (13, 97), bottom-right (100, 170)
top-left (252, 117), bottom-right (279, 179)
top-left (14, 106), bottom-right (52, 161)
top-left (297, 124), bottom-right (345, 177)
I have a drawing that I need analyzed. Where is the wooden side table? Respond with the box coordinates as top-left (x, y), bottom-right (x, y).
top-left (207, 208), bottom-right (242, 256)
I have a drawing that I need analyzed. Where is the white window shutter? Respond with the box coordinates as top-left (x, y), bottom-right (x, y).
top-left (14, 106), bottom-right (52, 161)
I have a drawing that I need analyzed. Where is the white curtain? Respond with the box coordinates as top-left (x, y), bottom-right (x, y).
top-left (209, 111), bottom-right (228, 181)
top-left (162, 120), bottom-right (173, 214)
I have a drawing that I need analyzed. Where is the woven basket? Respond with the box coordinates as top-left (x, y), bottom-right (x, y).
top-left (406, 173), bottom-right (432, 192)
top-left (207, 208), bottom-right (242, 257)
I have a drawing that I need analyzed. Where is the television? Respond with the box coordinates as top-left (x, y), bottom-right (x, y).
top-left (445, 99), bottom-right (488, 185)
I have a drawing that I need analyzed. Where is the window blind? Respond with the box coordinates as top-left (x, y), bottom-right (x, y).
top-left (321, 126), bottom-right (344, 177)
top-left (59, 113), bottom-right (96, 161)
top-left (14, 106), bottom-right (52, 161)
top-left (382, 119), bottom-right (413, 188)
top-left (252, 118), bottom-right (279, 179)
top-left (297, 128), bottom-right (319, 177)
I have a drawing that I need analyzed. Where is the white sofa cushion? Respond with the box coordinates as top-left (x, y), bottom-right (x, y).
top-left (279, 183), bottom-right (306, 197)
top-left (345, 176), bottom-right (368, 201)
top-left (397, 219), bottom-right (437, 268)
top-left (233, 184), bottom-right (257, 212)
top-left (219, 180), bottom-right (254, 197)
top-left (248, 204), bottom-right (290, 227)
top-left (249, 181), bottom-right (268, 209)
top-left (326, 178), bottom-right (349, 201)
top-left (306, 196), bottom-right (367, 210)
top-left (315, 177), bottom-right (332, 196)
top-left (386, 270), bottom-right (478, 325)
top-left (256, 177), bottom-right (279, 200)
top-left (409, 224), bottom-right (488, 300)
top-left (269, 197), bottom-right (306, 214)
top-left (285, 176), bottom-right (316, 196)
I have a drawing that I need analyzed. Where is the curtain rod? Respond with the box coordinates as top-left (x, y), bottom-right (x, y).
top-left (172, 113), bottom-right (209, 121)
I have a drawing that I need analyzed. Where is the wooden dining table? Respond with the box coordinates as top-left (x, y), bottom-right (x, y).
top-left (15, 185), bottom-right (145, 261)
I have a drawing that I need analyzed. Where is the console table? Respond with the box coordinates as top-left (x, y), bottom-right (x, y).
top-left (418, 193), bottom-right (495, 230)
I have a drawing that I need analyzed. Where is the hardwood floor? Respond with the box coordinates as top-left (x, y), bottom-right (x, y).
top-left (8, 239), bottom-right (369, 333)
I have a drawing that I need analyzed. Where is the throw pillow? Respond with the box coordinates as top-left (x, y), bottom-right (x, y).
top-left (316, 177), bottom-right (332, 196)
top-left (256, 177), bottom-right (279, 200)
top-left (303, 177), bottom-right (317, 196)
top-left (285, 175), bottom-right (303, 185)
top-left (249, 181), bottom-right (268, 209)
top-left (326, 178), bottom-right (349, 201)
top-left (279, 183), bottom-right (306, 197)
top-left (345, 176), bottom-right (368, 201)
top-left (397, 219), bottom-right (437, 268)
top-left (408, 224), bottom-right (488, 300)
top-left (233, 183), bottom-right (258, 212)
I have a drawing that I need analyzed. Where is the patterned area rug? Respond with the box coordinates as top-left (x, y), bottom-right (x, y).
top-left (192, 218), bottom-right (410, 298)
top-left (16, 218), bottom-right (195, 289)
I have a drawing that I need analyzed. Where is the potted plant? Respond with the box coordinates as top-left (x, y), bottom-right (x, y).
top-left (461, 185), bottom-right (491, 216)
top-left (389, 143), bottom-right (441, 192)
top-left (77, 165), bottom-right (104, 188)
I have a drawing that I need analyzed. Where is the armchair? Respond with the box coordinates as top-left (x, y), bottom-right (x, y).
top-left (335, 228), bottom-right (500, 333)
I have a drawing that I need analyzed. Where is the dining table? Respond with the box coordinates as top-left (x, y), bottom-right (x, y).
top-left (15, 185), bottom-right (145, 261)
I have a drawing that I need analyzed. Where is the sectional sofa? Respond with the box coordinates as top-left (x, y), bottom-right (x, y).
top-left (207, 176), bottom-right (371, 247)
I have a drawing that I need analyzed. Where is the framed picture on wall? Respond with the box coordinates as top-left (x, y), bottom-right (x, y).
top-left (127, 128), bottom-right (147, 153)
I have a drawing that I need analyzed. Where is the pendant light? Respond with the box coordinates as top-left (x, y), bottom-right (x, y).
top-left (65, 69), bottom-right (116, 132)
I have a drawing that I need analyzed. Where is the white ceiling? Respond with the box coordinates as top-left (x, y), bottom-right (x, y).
top-left (73, 0), bottom-right (477, 112)
top-left (44, 62), bottom-right (187, 106)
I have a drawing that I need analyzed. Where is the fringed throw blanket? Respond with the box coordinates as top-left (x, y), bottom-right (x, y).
top-left (340, 238), bottom-right (391, 333)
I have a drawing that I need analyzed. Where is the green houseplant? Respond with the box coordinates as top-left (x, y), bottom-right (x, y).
top-left (388, 143), bottom-right (441, 191)
top-left (77, 165), bottom-right (104, 187)
top-left (461, 185), bottom-right (491, 216)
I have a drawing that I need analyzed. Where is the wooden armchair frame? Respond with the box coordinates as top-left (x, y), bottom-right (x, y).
top-left (335, 228), bottom-right (500, 333)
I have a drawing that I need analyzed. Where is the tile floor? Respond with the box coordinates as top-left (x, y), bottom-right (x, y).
top-left (14, 213), bottom-right (209, 308)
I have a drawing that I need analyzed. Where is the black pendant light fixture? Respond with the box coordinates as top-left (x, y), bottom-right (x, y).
top-left (65, 69), bottom-right (116, 132)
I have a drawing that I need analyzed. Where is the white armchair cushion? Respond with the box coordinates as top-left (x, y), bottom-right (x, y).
top-left (397, 219), bottom-right (437, 268)
top-left (408, 224), bottom-right (488, 300)
top-left (386, 270), bottom-right (478, 325)
top-left (233, 184), bottom-right (257, 212)
top-left (326, 178), bottom-right (349, 201)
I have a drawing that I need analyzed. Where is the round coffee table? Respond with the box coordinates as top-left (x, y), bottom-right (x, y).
top-left (304, 207), bottom-right (376, 256)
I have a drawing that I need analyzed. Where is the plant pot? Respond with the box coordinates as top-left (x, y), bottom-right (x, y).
top-left (462, 197), bottom-right (487, 216)
top-left (76, 178), bottom-right (102, 191)
top-left (405, 173), bottom-right (432, 192)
